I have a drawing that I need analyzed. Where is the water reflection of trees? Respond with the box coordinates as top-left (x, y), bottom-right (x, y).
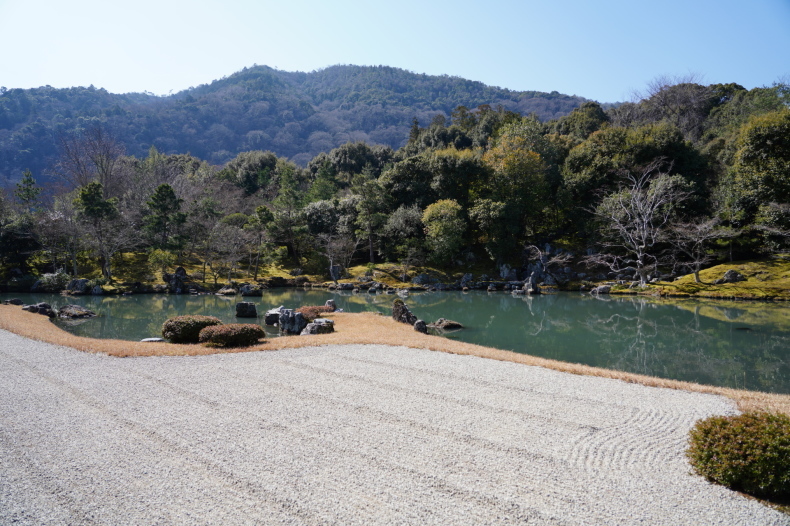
top-left (9, 290), bottom-right (790, 393)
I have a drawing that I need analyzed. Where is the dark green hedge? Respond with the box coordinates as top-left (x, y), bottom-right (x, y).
top-left (162, 315), bottom-right (223, 343)
top-left (198, 323), bottom-right (265, 347)
top-left (687, 411), bottom-right (790, 500)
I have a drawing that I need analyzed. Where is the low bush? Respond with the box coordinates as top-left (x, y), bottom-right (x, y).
top-left (36, 271), bottom-right (71, 292)
top-left (162, 315), bottom-right (223, 343)
top-left (295, 305), bottom-right (334, 321)
top-left (198, 323), bottom-right (265, 347)
top-left (687, 411), bottom-right (790, 500)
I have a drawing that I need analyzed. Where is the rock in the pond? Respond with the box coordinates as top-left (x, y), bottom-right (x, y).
top-left (300, 318), bottom-right (335, 335)
top-left (324, 299), bottom-right (337, 312)
top-left (4, 298), bottom-right (23, 305)
top-left (414, 320), bottom-right (428, 334)
top-left (58, 304), bottom-right (97, 319)
top-left (429, 318), bottom-right (464, 331)
top-left (235, 302), bottom-right (258, 318)
top-left (591, 285), bottom-right (611, 295)
top-left (216, 285), bottom-right (238, 296)
top-left (264, 306), bottom-right (284, 325)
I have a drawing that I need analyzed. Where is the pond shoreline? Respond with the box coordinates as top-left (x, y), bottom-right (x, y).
top-left (2, 303), bottom-right (790, 418)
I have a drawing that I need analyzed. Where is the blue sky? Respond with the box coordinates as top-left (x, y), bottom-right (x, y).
top-left (1, 0), bottom-right (787, 102)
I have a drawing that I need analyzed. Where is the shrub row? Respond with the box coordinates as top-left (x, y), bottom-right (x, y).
top-left (198, 324), bottom-right (265, 347)
top-left (687, 411), bottom-right (790, 500)
top-left (161, 315), bottom-right (223, 343)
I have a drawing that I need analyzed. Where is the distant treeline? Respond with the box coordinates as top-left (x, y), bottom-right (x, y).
top-left (0, 64), bottom-right (589, 185)
top-left (1, 74), bottom-right (788, 287)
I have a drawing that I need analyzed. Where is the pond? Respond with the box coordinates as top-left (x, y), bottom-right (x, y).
top-left (4, 290), bottom-right (790, 394)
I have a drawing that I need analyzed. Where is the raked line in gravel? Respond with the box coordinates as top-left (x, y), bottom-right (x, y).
top-left (0, 329), bottom-right (786, 525)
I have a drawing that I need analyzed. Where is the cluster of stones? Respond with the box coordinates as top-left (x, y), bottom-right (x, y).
top-left (2, 299), bottom-right (96, 319)
top-left (259, 299), bottom-right (337, 336)
top-left (391, 299), bottom-right (464, 334)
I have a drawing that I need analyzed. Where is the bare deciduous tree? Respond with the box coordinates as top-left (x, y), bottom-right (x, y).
top-left (586, 161), bottom-right (690, 285)
top-left (54, 124), bottom-right (126, 198)
top-left (666, 218), bottom-right (736, 283)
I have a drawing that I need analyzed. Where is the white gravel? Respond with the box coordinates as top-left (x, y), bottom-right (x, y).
top-left (0, 328), bottom-right (786, 525)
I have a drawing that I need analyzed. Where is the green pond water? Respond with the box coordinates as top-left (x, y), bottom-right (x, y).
top-left (4, 290), bottom-right (790, 394)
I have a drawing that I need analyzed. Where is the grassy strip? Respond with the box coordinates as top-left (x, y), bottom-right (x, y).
top-left (2, 304), bottom-right (790, 416)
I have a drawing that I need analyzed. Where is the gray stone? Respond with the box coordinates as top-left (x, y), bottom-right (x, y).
top-left (278, 309), bottom-right (308, 335)
top-left (235, 302), bottom-right (258, 318)
top-left (591, 285), bottom-right (612, 295)
top-left (392, 299), bottom-right (418, 325)
top-left (300, 318), bottom-right (335, 335)
top-left (264, 306), bottom-right (284, 325)
top-left (413, 320), bottom-right (428, 334)
top-left (429, 318), bottom-right (464, 331)
top-left (216, 286), bottom-right (238, 296)
top-left (91, 285), bottom-right (103, 296)
top-left (58, 305), bottom-right (97, 319)
top-left (5, 298), bottom-right (23, 305)
top-left (324, 299), bottom-right (337, 312)
top-left (714, 269), bottom-right (747, 285)
top-left (66, 278), bottom-right (90, 294)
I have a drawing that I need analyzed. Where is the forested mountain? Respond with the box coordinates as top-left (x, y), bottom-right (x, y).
top-left (0, 65), bottom-right (588, 185)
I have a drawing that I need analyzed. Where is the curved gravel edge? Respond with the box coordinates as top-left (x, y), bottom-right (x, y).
top-left (0, 329), bottom-right (786, 525)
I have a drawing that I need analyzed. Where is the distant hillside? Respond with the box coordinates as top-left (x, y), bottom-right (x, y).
top-left (0, 65), bottom-right (589, 184)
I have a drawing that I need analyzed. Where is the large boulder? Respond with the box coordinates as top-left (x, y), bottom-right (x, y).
top-left (429, 318), bottom-right (464, 331)
top-left (278, 309), bottom-right (308, 335)
top-left (392, 299), bottom-right (417, 325)
top-left (264, 306), bottom-right (284, 325)
top-left (58, 305), bottom-right (97, 319)
top-left (591, 285), bottom-right (612, 295)
top-left (300, 318), bottom-right (335, 335)
top-left (324, 299), bottom-right (337, 312)
top-left (714, 269), bottom-right (747, 285)
top-left (65, 278), bottom-right (90, 294)
top-left (235, 302), bottom-right (258, 318)
top-left (4, 298), bottom-right (23, 305)
top-left (216, 285), bottom-right (238, 296)
top-left (239, 283), bottom-right (263, 296)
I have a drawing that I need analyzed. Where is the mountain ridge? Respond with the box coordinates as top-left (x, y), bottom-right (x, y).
top-left (0, 64), bottom-right (589, 184)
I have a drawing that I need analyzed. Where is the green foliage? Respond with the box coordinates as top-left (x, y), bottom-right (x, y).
top-left (162, 315), bottom-right (223, 343)
top-left (422, 199), bottom-right (466, 264)
top-left (74, 182), bottom-right (118, 223)
top-left (147, 248), bottom-right (177, 275)
top-left (143, 183), bottom-right (186, 249)
top-left (198, 323), bottom-right (265, 347)
top-left (14, 169), bottom-right (41, 213)
top-left (687, 412), bottom-right (790, 500)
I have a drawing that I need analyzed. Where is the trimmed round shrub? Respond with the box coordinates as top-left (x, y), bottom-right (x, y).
top-left (198, 324), bottom-right (265, 347)
top-left (295, 305), bottom-right (334, 322)
top-left (687, 411), bottom-right (790, 499)
top-left (162, 315), bottom-right (223, 343)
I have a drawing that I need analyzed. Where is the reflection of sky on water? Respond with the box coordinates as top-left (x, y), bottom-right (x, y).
top-left (5, 291), bottom-right (790, 394)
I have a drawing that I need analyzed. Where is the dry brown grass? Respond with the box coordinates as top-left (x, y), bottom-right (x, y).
top-left (3, 304), bottom-right (790, 416)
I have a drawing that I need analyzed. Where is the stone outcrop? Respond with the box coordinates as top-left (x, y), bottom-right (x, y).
top-left (65, 278), bottom-right (90, 294)
top-left (392, 299), bottom-right (417, 325)
top-left (429, 318), bottom-right (464, 331)
top-left (58, 305), bottom-right (97, 319)
top-left (300, 318), bottom-right (335, 335)
top-left (278, 309), bottom-right (308, 335)
top-left (235, 302), bottom-right (258, 318)
top-left (714, 269), bottom-right (747, 285)
top-left (591, 285), bottom-right (612, 295)
top-left (216, 285), bottom-right (238, 296)
top-left (264, 306), bottom-right (284, 325)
